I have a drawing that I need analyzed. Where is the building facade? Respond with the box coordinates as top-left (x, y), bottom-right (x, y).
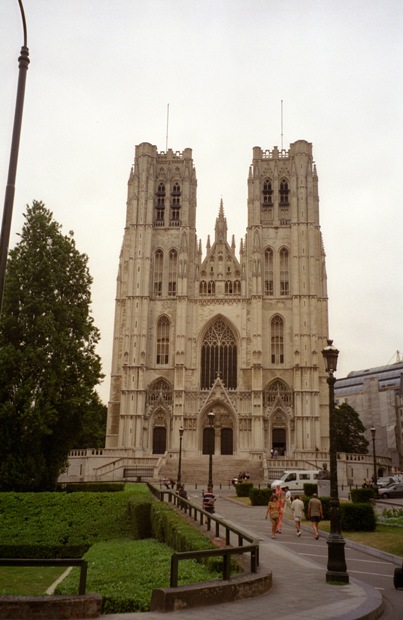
top-left (105, 139), bottom-right (331, 462)
top-left (335, 361), bottom-right (403, 472)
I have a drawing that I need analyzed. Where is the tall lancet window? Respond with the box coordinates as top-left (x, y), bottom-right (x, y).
top-left (168, 249), bottom-right (177, 297)
top-left (264, 248), bottom-right (274, 296)
top-left (262, 178), bottom-right (273, 205)
top-left (153, 250), bottom-right (163, 297)
top-left (201, 319), bottom-right (237, 389)
top-left (156, 316), bottom-right (170, 365)
top-left (155, 182), bottom-right (166, 225)
top-left (280, 248), bottom-right (290, 296)
top-left (279, 178), bottom-right (289, 205)
top-left (170, 182), bottom-right (181, 225)
top-left (271, 315), bottom-right (284, 364)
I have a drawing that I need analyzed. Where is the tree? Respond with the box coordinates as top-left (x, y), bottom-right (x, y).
top-left (0, 201), bottom-right (104, 491)
top-left (334, 403), bottom-right (369, 454)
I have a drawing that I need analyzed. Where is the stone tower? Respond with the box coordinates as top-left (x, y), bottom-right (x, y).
top-left (105, 139), bottom-right (330, 462)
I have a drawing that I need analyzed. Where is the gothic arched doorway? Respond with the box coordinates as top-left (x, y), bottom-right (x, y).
top-left (153, 427), bottom-right (166, 454)
top-left (221, 428), bottom-right (233, 455)
top-left (272, 428), bottom-right (286, 455)
top-left (202, 426), bottom-right (215, 455)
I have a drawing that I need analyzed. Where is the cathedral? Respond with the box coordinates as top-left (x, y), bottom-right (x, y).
top-left (105, 139), bottom-right (331, 464)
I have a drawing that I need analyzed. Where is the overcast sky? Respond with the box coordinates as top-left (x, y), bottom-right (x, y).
top-left (1, 0), bottom-right (402, 404)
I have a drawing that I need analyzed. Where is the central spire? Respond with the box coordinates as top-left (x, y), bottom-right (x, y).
top-left (215, 198), bottom-right (227, 243)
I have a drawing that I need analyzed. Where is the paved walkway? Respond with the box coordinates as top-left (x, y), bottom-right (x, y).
top-left (100, 490), bottom-right (386, 620)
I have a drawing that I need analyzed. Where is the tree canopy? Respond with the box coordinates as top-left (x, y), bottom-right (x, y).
top-left (0, 201), bottom-right (105, 491)
top-left (334, 402), bottom-right (369, 454)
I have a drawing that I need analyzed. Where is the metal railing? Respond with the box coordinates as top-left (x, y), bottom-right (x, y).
top-left (148, 484), bottom-right (260, 585)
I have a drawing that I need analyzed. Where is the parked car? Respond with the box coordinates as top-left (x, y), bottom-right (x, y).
top-left (378, 483), bottom-right (403, 499)
top-left (377, 476), bottom-right (396, 488)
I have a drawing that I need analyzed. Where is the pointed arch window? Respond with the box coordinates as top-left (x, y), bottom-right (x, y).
top-left (264, 248), bottom-right (274, 296)
top-left (271, 315), bottom-right (284, 364)
top-left (153, 250), bottom-right (163, 297)
top-left (262, 178), bottom-right (273, 205)
top-left (264, 379), bottom-right (293, 407)
top-left (168, 249), bottom-right (177, 297)
top-left (156, 316), bottom-right (170, 365)
top-left (201, 319), bottom-right (237, 389)
top-left (147, 378), bottom-right (173, 406)
top-left (280, 248), bottom-right (290, 296)
top-left (279, 178), bottom-right (289, 205)
top-left (155, 182), bottom-right (166, 226)
top-left (170, 182), bottom-right (181, 225)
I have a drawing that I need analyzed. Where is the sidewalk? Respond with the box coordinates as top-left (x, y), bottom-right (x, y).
top-left (99, 490), bottom-right (385, 620)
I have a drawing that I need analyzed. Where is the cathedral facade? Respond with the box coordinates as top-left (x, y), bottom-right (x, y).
top-left (105, 139), bottom-right (331, 462)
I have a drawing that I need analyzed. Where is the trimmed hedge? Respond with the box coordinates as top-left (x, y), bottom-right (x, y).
top-left (150, 502), bottom-right (213, 553)
top-left (303, 483), bottom-right (318, 497)
top-left (351, 488), bottom-right (375, 503)
top-left (249, 487), bottom-right (272, 506)
top-left (57, 482), bottom-right (125, 493)
top-left (0, 491), bottom-right (134, 558)
top-left (235, 482), bottom-right (253, 497)
top-left (341, 503), bottom-right (376, 532)
top-left (128, 494), bottom-right (153, 539)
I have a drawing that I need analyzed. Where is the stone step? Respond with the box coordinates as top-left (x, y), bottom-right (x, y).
top-left (159, 456), bottom-right (264, 486)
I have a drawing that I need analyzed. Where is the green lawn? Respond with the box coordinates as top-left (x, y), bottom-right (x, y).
top-left (318, 522), bottom-right (403, 557)
top-left (0, 566), bottom-right (67, 595)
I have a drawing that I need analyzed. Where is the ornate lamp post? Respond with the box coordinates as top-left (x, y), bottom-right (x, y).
top-left (370, 427), bottom-right (378, 496)
top-left (0, 0), bottom-right (30, 314)
top-left (176, 427), bottom-right (184, 489)
top-left (322, 339), bottom-right (349, 584)
top-left (207, 411), bottom-right (215, 488)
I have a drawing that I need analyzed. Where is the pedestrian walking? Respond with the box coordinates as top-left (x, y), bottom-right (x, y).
top-left (291, 494), bottom-right (305, 536)
top-left (202, 487), bottom-right (216, 514)
top-left (265, 494), bottom-right (280, 539)
top-left (284, 486), bottom-right (292, 518)
top-left (308, 493), bottom-right (323, 539)
top-left (275, 485), bottom-right (285, 533)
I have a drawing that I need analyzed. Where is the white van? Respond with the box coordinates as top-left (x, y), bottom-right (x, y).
top-left (270, 470), bottom-right (319, 493)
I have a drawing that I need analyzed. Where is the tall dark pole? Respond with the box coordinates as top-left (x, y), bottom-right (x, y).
top-left (371, 427), bottom-right (378, 496)
top-left (176, 427), bottom-right (184, 489)
top-left (207, 411), bottom-right (215, 488)
top-left (322, 339), bottom-right (349, 584)
top-left (0, 0), bottom-right (30, 315)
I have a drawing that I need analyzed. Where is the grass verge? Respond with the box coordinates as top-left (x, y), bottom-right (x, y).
top-left (55, 538), bottom-right (222, 613)
top-left (0, 566), bottom-right (67, 595)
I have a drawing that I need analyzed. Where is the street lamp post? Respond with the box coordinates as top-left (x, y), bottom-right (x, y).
top-left (207, 412), bottom-right (215, 488)
top-left (322, 339), bottom-right (349, 584)
top-left (370, 427), bottom-right (378, 496)
top-left (0, 0), bottom-right (30, 314)
top-left (176, 427), bottom-right (184, 489)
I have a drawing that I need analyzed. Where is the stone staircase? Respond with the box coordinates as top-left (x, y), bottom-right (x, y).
top-left (159, 456), bottom-right (265, 487)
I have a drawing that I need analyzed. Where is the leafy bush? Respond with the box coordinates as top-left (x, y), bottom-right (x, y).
top-left (235, 482), bottom-right (253, 497)
top-left (249, 487), bottom-right (271, 506)
top-left (341, 503), bottom-right (376, 531)
top-left (350, 488), bottom-right (375, 503)
top-left (378, 507), bottom-right (403, 526)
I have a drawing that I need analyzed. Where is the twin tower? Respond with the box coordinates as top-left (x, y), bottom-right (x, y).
top-left (105, 139), bottom-right (330, 464)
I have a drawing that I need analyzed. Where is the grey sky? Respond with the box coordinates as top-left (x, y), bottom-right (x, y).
top-left (1, 0), bottom-right (402, 404)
